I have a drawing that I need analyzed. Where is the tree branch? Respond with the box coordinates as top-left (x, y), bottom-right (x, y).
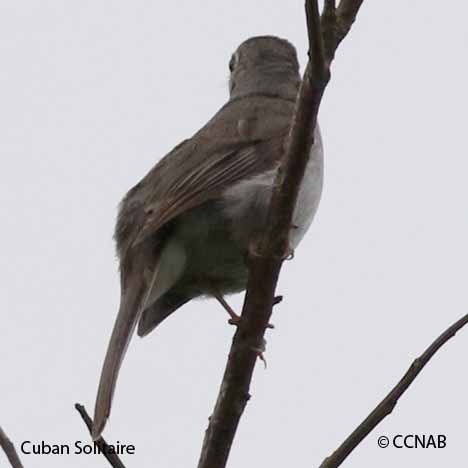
top-left (336, 0), bottom-right (365, 48)
top-left (75, 404), bottom-right (127, 468)
top-left (321, 0), bottom-right (364, 62)
top-left (319, 311), bottom-right (468, 468)
top-left (321, 0), bottom-right (338, 63)
top-left (197, 2), bottom-right (364, 467)
top-left (0, 426), bottom-right (24, 468)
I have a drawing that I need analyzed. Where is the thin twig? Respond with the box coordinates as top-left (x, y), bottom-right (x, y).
top-left (321, 0), bottom-right (364, 62)
top-left (197, 1), bottom-right (365, 467)
top-left (75, 404), bottom-right (127, 468)
top-left (305, 0), bottom-right (328, 81)
top-left (319, 312), bottom-right (468, 467)
top-left (336, 0), bottom-right (365, 47)
top-left (321, 0), bottom-right (337, 63)
top-left (0, 426), bottom-right (24, 468)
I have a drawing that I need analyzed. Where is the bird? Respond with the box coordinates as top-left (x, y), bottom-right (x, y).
top-left (92, 35), bottom-right (323, 439)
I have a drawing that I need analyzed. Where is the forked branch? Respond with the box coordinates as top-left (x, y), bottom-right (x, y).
top-left (75, 404), bottom-right (127, 468)
top-left (197, 2), bottom-right (365, 468)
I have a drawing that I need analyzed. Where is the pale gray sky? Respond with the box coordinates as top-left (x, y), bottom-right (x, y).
top-left (1, 1), bottom-right (467, 467)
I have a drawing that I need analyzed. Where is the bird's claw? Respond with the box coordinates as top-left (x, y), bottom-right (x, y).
top-left (228, 316), bottom-right (242, 326)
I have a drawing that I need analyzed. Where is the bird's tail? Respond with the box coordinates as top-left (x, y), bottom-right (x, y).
top-left (92, 239), bottom-right (187, 438)
top-left (137, 291), bottom-right (191, 337)
top-left (92, 272), bottom-right (144, 440)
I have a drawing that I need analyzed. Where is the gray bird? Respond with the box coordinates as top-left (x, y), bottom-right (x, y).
top-left (92, 35), bottom-right (323, 438)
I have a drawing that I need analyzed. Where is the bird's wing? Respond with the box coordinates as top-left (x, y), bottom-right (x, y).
top-left (120, 96), bottom-right (296, 252)
top-left (92, 96), bottom-right (295, 439)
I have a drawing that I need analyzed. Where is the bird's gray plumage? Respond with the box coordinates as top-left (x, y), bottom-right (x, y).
top-left (92, 35), bottom-right (323, 439)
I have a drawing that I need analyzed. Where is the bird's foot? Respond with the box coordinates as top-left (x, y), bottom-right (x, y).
top-left (247, 240), bottom-right (262, 260)
top-left (228, 314), bottom-right (242, 327)
top-left (216, 296), bottom-right (244, 327)
top-left (215, 294), bottom-right (275, 329)
top-left (247, 236), bottom-right (294, 262)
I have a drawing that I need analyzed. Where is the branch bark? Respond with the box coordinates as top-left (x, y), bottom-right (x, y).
top-left (319, 312), bottom-right (468, 467)
top-left (0, 426), bottom-right (24, 468)
top-left (336, 0), bottom-right (365, 47)
top-left (321, 0), bottom-right (364, 62)
top-left (75, 404), bottom-right (127, 468)
top-left (197, 2), bottom-right (364, 467)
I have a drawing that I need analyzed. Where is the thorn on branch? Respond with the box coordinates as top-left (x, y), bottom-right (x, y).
top-left (273, 295), bottom-right (283, 306)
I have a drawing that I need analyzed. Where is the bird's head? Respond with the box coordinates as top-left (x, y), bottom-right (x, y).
top-left (229, 36), bottom-right (300, 100)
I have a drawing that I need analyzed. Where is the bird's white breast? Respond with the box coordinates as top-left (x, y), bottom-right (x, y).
top-left (222, 125), bottom-right (324, 248)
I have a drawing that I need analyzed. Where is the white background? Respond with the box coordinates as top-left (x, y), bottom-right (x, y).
top-left (1, 1), bottom-right (467, 467)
